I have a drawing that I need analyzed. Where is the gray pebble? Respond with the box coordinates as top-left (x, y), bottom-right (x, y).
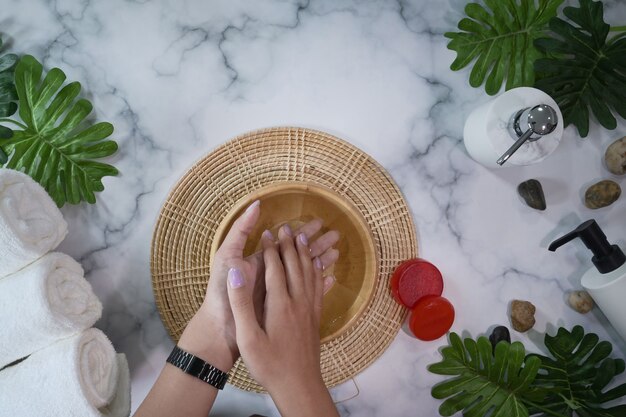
top-left (518, 179), bottom-right (546, 210)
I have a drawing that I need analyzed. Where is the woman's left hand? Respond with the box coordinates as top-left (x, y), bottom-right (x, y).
top-left (135, 200), bottom-right (339, 417)
top-left (178, 200), bottom-right (339, 370)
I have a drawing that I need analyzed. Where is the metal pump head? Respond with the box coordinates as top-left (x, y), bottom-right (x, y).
top-left (497, 104), bottom-right (558, 166)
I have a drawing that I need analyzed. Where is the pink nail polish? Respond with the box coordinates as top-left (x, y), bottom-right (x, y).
top-left (314, 257), bottom-right (323, 270)
top-left (245, 200), bottom-right (260, 213)
top-left (299, 233), bottom-right (308, 245)
top-left (283, 224), bottom-right (293, 237)
top-left (228, 268), bottom-right (245, 289)
top-left (323, 275), bottom-right (335, 294)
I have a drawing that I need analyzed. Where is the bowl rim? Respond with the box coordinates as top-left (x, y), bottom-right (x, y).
top-left (209, 180), bottom-right (379, 343)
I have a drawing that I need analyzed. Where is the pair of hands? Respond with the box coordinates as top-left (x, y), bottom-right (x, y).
top-left (179, 200), bottom-right (340, 415)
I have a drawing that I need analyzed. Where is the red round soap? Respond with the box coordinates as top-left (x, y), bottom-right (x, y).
top-left (409, 295), bottom-right (455, 341)
top-left (390, 258), bottom-right (444, 308)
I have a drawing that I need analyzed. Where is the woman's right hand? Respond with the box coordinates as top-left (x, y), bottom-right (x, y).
top-left (226, 225), bottom-right (339, 417)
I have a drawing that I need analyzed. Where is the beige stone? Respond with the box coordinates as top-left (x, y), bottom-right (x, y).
top-left (568, 290), bottom-right (594, 314)
top-left (605, 136), bottom-right (626, 175)
top-left (510, 300), bottom-right (536, 332)
top-left (585, 180), bottom-right (621, 209)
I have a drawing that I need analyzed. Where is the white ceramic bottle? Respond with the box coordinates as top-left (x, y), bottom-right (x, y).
top-left (464, 87), bottom-right (564, 168)
top-left (549, 220), bottom-right (626, 341)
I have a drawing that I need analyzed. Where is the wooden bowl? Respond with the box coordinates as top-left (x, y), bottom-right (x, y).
top-left (210, 181), bottom-right (377, 342)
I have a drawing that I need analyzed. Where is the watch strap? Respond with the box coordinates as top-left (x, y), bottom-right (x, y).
top-left (166, 345), bottom-right (229, 390)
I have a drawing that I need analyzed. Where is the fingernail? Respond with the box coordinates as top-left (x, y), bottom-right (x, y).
top-left (314, 257), bottom-right (323, 270)
top-left (323, 275), bottom-right (335, 294)
top-left (245, 200), bottom-right (260, 213)
top-left (228, 268), bottom-right (245, 289)
top-left (283, 224), bottom-right (292, 237)
top-left (262, 229), bottom-right (273, 240)
top-left (298, 233), bottom-right (308, 246)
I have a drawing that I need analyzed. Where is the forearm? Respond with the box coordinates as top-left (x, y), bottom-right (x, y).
top-left (134, 313), bottom-right (236, 417)
top-left (268, 378), bottom-right (339, 417)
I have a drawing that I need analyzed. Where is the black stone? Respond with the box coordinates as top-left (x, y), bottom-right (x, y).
top-left (518, 179), bottom-right (546, 211)
top-left (489, 326), bottom-right (511, 352)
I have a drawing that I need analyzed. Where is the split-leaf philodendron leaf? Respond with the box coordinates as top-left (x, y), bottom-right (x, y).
top-left (528, 326), bottom-right (626, 416)
top-left (428, 332), bottom-right (541, 417)
top-left (534, 0), bottom-right (626, 137)
top-left (0, 55), bottom-right (118, 206)
top-left (429, 326), bottom-right (626, 417)
top-left (445, 0), bottom-right (563, 95)
top-left (0, 36), bottom-right (18, 162)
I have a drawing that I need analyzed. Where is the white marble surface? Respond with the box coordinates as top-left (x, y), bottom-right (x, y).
top-left (3, 0), bottom-right (626, 415)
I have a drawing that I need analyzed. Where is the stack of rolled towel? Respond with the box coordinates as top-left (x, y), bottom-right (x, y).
top-left (0, 169), bottom-right (130, 417)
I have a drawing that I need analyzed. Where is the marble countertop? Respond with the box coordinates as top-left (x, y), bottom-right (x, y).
top-left (4, 0), bottom-right (626, 415)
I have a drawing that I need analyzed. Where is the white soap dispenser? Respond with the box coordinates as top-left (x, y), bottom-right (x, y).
top-left (549, 220), bottom-right (626, 341)
top-left (463, 87), bottom-right (564, 168)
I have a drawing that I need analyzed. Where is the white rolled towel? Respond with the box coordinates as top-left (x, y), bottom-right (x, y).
top-left (0, 328), bottom-right (131, 417)
top-left (0, 168), bottom-right (67, 278)
top-left (0, 252), bottom-right (102, 368)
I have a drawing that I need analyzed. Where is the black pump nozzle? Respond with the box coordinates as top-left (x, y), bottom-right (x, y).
top-left (549, 219), bottom-right (626, 274)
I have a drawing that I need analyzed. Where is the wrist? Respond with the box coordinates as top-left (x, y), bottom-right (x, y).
top-left (268, 375), bottom-right (336, 416)
top-left (177, 311), bottom-right (237, 372)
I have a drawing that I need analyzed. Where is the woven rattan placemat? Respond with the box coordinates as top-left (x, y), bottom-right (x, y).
top-left (150, 127), bottom-right (417, 392)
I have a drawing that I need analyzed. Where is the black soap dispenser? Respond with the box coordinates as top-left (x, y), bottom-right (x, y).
top-left (549, 220), bottom-right (626, 341)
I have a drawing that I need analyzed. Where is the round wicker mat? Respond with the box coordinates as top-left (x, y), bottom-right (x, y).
top-left (150, 127), bottom-right (417, 392)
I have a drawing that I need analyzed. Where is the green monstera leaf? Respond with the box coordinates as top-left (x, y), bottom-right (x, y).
top-left (0, 38), bottom-right (17, 119)
top-left (528, 326), bottom-right (626, 417)
top-left (534, 0), bottom-right (626, 137)
top-left (428, 332), bottom-right (542, 417)
top-left (0, 55), bottom-right (118, 206)
top-left (445, 0), bottom-right (563, 95)
top-left (0, 36), bottom-right (18, 161)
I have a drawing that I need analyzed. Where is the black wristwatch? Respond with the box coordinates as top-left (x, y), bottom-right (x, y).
top-left (166, 345), bottom-right (229, 390)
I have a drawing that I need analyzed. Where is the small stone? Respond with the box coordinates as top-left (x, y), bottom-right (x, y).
top-left (605, 136), bottom-right (626, 175)
top-left (489, 325), bottom-right (511, 352)
top-left (568, 290), bottom-right (594, 314)
top-left (584, 180), bottom-right (621, 209)
top-left (510, 300), bottom-right (536, 332)
top-left (518, 179), bottom-right (546, 210)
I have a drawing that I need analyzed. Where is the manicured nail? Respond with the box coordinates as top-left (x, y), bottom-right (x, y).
top-left (228, 268), bottom-right (245, 289)
top-left (314, 257), bottom-right (323, 270)
top-left (298, 233), bottom-right (308, 246)
top-left (262, 229), bottom-right (273, 240)
top-left (323, 275), bottom-right (335, 294)
top-left (245, 200), bottom-right (260, 213)
top-left (283, 224), bottom-right (293, 237)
